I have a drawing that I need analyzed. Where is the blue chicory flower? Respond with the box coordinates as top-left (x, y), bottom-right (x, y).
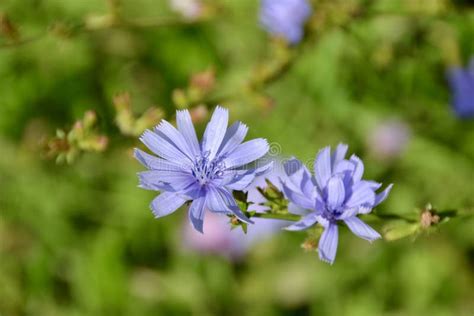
top-left (135, 106), bottom-right (271, 233)
top-left (447, 58), bottom-right (474, 118)
top-left (281, 144), bottom-right (393, 264)
top-left (260, 0), bottom-right (312, 45)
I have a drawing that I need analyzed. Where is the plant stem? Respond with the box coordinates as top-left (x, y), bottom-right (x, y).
top-left (250, 212), bottom-right (301, 221)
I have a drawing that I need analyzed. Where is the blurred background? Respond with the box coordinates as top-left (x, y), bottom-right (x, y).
top-left (1, 0), bottom-right (473, 315)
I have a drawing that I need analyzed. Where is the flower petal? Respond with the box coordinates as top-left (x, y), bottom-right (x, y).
top-left (155, 120), bottom-right (194, 160)
top-left (138, 170), bottom-right (195, 192)
top-left (349, 154), bottom-right (364, 183)
top-left (284, 158), bottom-right (315, 197)
top-left (318, 224), bottom-right (339, 264)
top-left (176, 110), bottom-right (200, 156)
top-left (134, 148), bottom-right (186, 171)
top-left (282, 183), bottom-right (314, 210)
top-left (337, 206), bottom-right (360, 220)
top-left (189, 196), bottom-right (207, 233)
top-left (207, 187), bottom-right (253, 224)
top-left (345, 181), bottom-right (376, 208)
top-left (288, 202), bottom-right (310, 215)
top-left (253, 160), bottom-right (274, 177)
top-left (222, 139), bottom-right (269, 169)
top-left (374, 184), bottom-right (393, 206)
top-left (326, 176), bottom-right (345, 210)
top-left (202, 106), bottom-right (229, 160)
top-left (285, 213), bottom-right (318, 231)
top-left (139, 130), bottom-right (193, 166)
top-left (333, 160), bottom-right (354, 174)
top-left (217, 121), bottom-right (248, 157)
top-left (331, 143), bottom-right (348, 170)
top-left (225, 171), bottom-right (257, 191)
top-left (314, 146), bottom-right (331, 189)
top-left (206, 187), bottom-right (232, 214)
top-left (150, 192), bottom-right (187, 218)
top-left (344, 216), bottom-right (381, 242)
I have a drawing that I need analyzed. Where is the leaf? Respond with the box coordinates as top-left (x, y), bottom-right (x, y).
top-left (383, 221), bottom-right (420, 241)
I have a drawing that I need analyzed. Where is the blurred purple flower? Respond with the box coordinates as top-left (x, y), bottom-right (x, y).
top-left (447, 58), bottom-right (474, 118)
top-left (135, 106), bottom-right (271, 233)
top-left (260, 0), bottom-right (312, 44)
top-left (282, 144), bottom-right (393, 264)
top-left (170, 0), bottom-right (203, 20)
top-left (182, 212), bottom-right (286, 261)
top-left (367, 119), bottom-right (411, 161)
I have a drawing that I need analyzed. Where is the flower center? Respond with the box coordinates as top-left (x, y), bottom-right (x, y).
top-left (321, 206), bottom-right (343, 222)
top-left (191, 152), bottom-right (226, 186)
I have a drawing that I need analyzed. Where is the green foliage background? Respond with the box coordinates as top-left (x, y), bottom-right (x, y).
top-left (0, 0), bottom-right (473, 315)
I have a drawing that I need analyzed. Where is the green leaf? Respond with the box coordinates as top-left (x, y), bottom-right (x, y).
top-left (383, 221), bottom-right (420, 241)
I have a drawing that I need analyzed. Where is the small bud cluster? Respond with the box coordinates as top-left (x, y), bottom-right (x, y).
top-left (44, 111), bottom-right (108, 164)
top-left (172, 69), bottom-right (216, 109)
top-left (113, 92), bottom-right (164, 137)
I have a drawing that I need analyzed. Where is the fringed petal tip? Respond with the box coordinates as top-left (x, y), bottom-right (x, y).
top-left (318, 254), bottom-right (335, 265)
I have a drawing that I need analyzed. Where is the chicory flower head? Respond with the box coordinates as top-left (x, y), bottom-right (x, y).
top-left (135, 106), bottom-right (271, 233)
top-left (260, 0), bottom-right (312, 45)
top-left (447, 58), bottom-right (474, 119)
top-left (282, 144), bottom-right (393, 264)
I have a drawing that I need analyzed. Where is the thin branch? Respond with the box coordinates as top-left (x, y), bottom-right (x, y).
top-left (0, 16), bottom-right (201, 50)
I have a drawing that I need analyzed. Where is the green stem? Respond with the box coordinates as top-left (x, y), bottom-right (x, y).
top-left (247, 208), bottom-right (473, 224)
top-left (250, 212), bottom-right (301, 222)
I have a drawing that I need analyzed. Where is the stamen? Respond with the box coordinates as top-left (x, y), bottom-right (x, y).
top-left (191, 154), bottom-right (226, 186)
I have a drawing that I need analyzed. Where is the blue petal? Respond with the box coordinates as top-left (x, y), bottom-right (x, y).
top-left (150, 192), bottom-right (187, 218)
top-left (316, 215), bottom-right (329, 228)
top-left (138, 170), bottom-right (183, 192)
top-left (221, 161), bottom-right (273, 189)
top-left (134, 148), bottom-right (185, 171)
top-left (345, 181), bottom-right (376, 208)
top-left (282, 183), bottom-right (314, 210)
top-left (285, 213), bottom-right (318, 231)
top-left (318, 224), bottom-right (338, 264)
top-left (333, 160), bottom-right (354, 174)
top-left (284, 158), bottom-right (315, 197)
top-left (288, 202), bottom-right (309, 216)
top-left (176, 110), bottom-right (200, 156)
top-left (217, 121), bottom-right (248, 157)
top-left (314, 146), bottom-right (331, 189)
top-left (222, 139), bottom-right (269, 169)
top-left (337, 206), bottom-right (360, 219)
top-left (326, 176), bottom-right (345, 210)
top-left (138, 170), bottom-right (195, 192)
top-left (140, 130), bottom-right (193, 166)
top-left (138, 177), bottom-right (174, 191)
top-left (374, 184), bottom-right (393, 206)
top-left (207, 187), bottom-right (253, 224)
top-left (155, 120), bottom-right (195, 160)
top-left (363, 180), bottom-right (382, 190)
top-left (331, 143), bottom-right (348, 170)
top-left (344, 216), bottom-right (381, 242)
top-left (349, 154), bottom-right (364, 183)
top-left (189, 196), bottom-right (207, 233)
top-left (225, 171), bottom-right (257, 191)
top-left (260, 0), bottom-right (311, 44)
top-left (206, 187), bottom-right (233, 214)
top-left (202, 106), bottom-right (229, 160)
top-left (253, 160), bottom-right (274, 177)
top-left (447, 66), bottom-right (474, 118)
